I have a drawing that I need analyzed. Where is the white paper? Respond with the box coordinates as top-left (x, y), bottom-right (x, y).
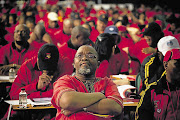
top-left (5, 98), bottom-right (52, 107)
top-left (31, 97), bottom-right (52, 106)
top-left (0, 75), bottom-right (17, 80)
top-left (117, 85), bottom-right (136, 98)
top-left (33, 97), bottom-right (51, 102)
top-left (123, 102), bottom-right (135, 104)
top-left (5, 99), bottom-right (32, 105)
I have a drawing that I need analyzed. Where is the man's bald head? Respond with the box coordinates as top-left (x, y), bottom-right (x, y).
top-left (63, 18), bottom-right (74, 35)
top-left (15, 24), bottom-right (30, 35)
top-left (71, 26), bottom-right (90, 39)
top-left (34, 24), bottom-right (46, 40)
top-left (71, 26), bottom-right (91, 49)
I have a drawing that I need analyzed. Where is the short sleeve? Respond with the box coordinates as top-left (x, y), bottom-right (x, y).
top-left (51, 75), bottom-right (76, 108)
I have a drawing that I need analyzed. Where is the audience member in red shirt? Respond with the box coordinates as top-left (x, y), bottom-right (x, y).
top-left (95, 33), bottom-right (129, 78)
top-left (165, 14), bottom-right (180, 36)
top-left (58, 26), bottom-right (94, 67)
top-left (54, 18), bottom-right (74, 47)
top-left (52, 45), bottom-right (123, 120)
top-left (35, 9), bottom-right (46, 24)
top-left (45, 12), bottom-right (63, 45)
top-left (9, 44), bottom-right (72, 119)
top-left (4, 14), bottom-right (17, 43)
top-left (25, 17), bottom-right (35, 34)
top-left (0, 24), bottom-right (40, 75)
top-left (28, 23), bottom-right (53, 45)
top-left (128, 22), bottom-right (164, 74)
top-left (90, 14), bottom-right (109, 42)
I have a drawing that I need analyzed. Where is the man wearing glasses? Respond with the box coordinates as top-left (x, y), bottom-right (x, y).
top-left (52, 45), bottom-right (123, 120)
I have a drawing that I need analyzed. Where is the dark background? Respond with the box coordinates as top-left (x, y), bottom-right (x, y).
top-left (100, 0), bottom-right (180, 13)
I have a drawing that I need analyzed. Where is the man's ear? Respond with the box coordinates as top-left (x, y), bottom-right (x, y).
top-left (163, 61), bottom-right (168, 70)
top-left (72, 63), bottom-right (75, 68)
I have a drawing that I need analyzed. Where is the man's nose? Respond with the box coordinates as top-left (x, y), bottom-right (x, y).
top-left (81, 55), bottom-right (88, 60)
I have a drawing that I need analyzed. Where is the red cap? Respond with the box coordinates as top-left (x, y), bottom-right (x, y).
top-left (146, 11), bottom-right (156, 19)
top-left (90, 9), bottom-right (96, 14)
top-left (86, 16), bottom-right (94, 22)
top-left (2, 8), bottom-right (7, 13)
top-left (98, 10), bottom-right (106, 15)
top-left (164, 49), bottom-right (180, 62)
top-left (39, 9), bottom-right (46, 13)
top-left (10, 8), bottom-right (16, 14)
top-left (118, 25), bottom-right (126, 32)
top-left (46, 0), bottom-right (58, 5)
top-left (79, 9), bottom-right (84, 14)
top-left (30, 0), bottom-right (36, 6)
top-left (17, 11), bottom-right (21, 16)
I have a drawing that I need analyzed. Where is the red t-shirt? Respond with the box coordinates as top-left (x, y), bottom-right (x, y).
top-left (96, 50), bottom-right (129, 77)
top-left (0, 42), bottom-right (40, 65)
top-left (45, 22), bottom-right (63, 46)
top-left (51, 75), bottom-right (123, 120)
top-left (10, 56), bottom-right (73, 100)
top-left (128, 38), bottom-right (151, 64)
top-left (118, 37), bottom-right (134, 49)
top-left (35, 14), bottom-right (46, 24)
top-left (53, 30), bottom-right (71, 46)
top-left (90, 27), bottom-right (100, 43)
top-left (58, 42), bottom-right (77, 64)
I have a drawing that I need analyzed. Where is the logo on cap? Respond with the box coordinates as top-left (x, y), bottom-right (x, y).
top-left (45, 53), bottom-right (51, 59)
top-left (109, 28), bottom-right (114, 31)
top-left (167, 41), bottom-right (173, 47)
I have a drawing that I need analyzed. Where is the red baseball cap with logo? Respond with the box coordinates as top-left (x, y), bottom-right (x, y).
top-left (163, 49), bottom-right (180, 62)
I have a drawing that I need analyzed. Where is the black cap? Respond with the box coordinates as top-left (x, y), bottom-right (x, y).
top-left (98, 14), bottom-right (108, 23)
top-left (143, 22), bottom-right (162, 36)
top-left (38, 44), bottom-right (59, 71)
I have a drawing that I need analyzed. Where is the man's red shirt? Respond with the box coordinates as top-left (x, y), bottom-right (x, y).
top-left (96, 50), bottom-right (129, 77)
top-left (51, 75), bottom-right (123, 120)
top-left (128, 38), bottom-right (151, 64)
top-left (54, 30), bottom-right (71, 46)
top-left (0, 42), bottom-right (40, 65)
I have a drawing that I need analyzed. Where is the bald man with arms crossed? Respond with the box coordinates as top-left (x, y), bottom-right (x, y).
top-left (52, 45), bottom-right (123, 120)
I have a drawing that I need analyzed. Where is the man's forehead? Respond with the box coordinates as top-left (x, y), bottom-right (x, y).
top-left (15, 25), bottom-right (26, 30)
top-left (77, 46), bottom-right (97, 54)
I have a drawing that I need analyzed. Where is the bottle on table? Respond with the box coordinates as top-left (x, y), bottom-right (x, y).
top-left (19, 88), bottom-right (27, 108)
top-left (9, 67), bottom-right (15, 80)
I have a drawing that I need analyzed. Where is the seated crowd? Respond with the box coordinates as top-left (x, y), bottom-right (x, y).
top-left (0, 0), bottom-right (180, 119)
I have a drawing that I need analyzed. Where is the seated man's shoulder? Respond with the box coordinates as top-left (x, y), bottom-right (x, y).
top-left (0, 42), bottom-right (12, 50)
top-left (57, 75), bottom-right (74, 82)
top-left (22, 56), bottom-right (37, 68)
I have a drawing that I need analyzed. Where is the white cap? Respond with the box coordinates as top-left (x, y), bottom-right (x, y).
top-left (157, 36), bottom-right (180, 56)
top-left (47, 12), bottom-right (58, 21)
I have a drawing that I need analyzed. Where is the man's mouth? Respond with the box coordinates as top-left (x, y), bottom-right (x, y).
top-left (80, 62), bottom-right (90, 66)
